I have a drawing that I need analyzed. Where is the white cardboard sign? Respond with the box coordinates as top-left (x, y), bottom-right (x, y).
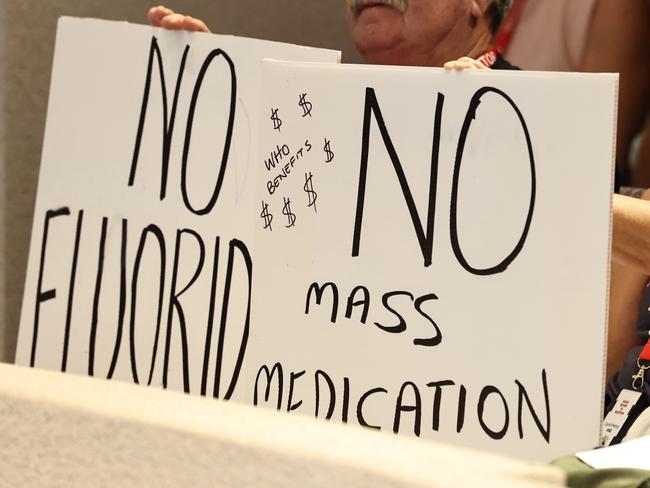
top-left (15, 18), bottom-right (339, 394)
top-left (16, 18), bottom-right (616, 462)
top-left (241, 60), bottom-right (616, 461)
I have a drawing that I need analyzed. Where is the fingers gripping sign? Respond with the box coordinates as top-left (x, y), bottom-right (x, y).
top-left (148, 5), bottom-right (211, 33)
top-left (443, 56), bottom-right (490, 71)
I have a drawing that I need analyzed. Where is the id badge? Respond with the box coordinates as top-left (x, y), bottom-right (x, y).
top-left (601, 389), bottom-right (642, 446)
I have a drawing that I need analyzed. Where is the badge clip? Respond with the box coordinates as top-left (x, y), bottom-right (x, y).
top-left (632, 358), bottom-right (650, 391)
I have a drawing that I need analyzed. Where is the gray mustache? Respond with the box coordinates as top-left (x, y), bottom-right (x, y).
top-left (347, 0), bottom-right (407, 14)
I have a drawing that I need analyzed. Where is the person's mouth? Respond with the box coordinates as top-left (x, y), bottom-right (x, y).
top-left (347, 0), bottom-right (407, 17)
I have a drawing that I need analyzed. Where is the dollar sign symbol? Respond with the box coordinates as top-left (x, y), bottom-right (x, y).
top-left (299, 93), bottom-right (313, 118)
top-left (260, 201), bottom-right (273, 231)
top-left (304, 172), bottom-right (318, 213)
top-left (282, 197), bottom-right (297, 228)
top-left (324, 138), bottom-right (334, 163)
top-left (271, 108), bottom-right (282, 132)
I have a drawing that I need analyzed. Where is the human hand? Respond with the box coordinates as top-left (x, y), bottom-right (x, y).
top-left (443, 57), bottom-right (490, 71)
top-left (148, 5), bottom-right (210, 33)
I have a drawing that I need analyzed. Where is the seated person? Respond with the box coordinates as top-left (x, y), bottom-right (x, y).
top-left (148, 1), bottom-right (516, 69)
top-left (148, 0), bottom-right (648, 441)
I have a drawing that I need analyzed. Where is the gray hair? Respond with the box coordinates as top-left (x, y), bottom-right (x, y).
top-left (490, 0), bottom-right (514, 33)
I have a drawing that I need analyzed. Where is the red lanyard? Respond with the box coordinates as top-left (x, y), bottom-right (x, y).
top-left (477, 0), bottom-right (527, 67)
top-left (494, 0), bottom-right (527, 55)
top-left (641, 340), bottom-right (650, 362)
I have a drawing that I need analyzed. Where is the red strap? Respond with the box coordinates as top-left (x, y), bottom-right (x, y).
top-left (640, 340), bottom-right (650, 362)
top-left (494, 0), bottom-right (527, 55)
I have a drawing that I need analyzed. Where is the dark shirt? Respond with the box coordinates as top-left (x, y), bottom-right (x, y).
top-left (492, 54), bottom-right (520, 71)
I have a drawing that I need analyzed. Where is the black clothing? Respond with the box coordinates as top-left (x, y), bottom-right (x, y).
top-left (492, 53), bottom-right (520, 71)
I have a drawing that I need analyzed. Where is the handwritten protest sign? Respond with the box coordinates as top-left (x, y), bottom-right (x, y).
top-left (241, 60), bottom-right (616, 461)
top-left (14, 18), bottom-right (339, 395)
top-left (15, 18), bottom-right (616, 462)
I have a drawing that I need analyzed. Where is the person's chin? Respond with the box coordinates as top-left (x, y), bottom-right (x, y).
top-left (349, 13), bottom-right (404, 64)
top-left (352, 34), bottom-right (407, 65)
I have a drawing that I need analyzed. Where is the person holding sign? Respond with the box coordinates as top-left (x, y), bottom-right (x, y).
top-left (148, 0), bottom-right (516, 69)
top-left (145, 0), bottom-right (642, 388)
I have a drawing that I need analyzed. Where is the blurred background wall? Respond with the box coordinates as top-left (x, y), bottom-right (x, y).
top-left (1, 0), bottom-right (363, 363)
top-left (1, 0), bottom-right (7, 363)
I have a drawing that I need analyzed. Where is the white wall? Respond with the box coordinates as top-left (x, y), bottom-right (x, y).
top-left (1, 0), bottom-right (362, 362)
